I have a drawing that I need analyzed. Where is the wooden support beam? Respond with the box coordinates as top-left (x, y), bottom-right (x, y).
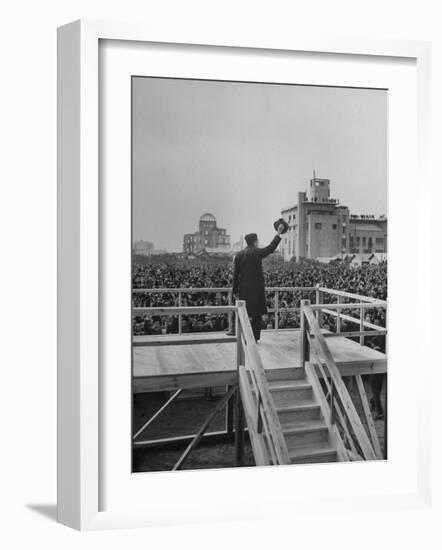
top-left (235, 386), bottom-right (245, 467)
top-left (133, 335), bottom-right (236, 347)
top-left (133, 429), bottom-right (232, 449)
top-left (172, 385), bottom-right (237, 470)
top-left (133, 388), bottom-right (182, 441)
top-left (226, 385), bottom-right (234, 435)
top-left (354, 375), bottom-right (383, 459)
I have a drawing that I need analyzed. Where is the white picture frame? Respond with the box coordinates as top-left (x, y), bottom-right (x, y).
top-left (57, 19), bottom-right (432, 531)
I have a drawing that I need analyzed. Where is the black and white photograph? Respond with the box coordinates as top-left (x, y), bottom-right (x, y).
top-left (4, 1), bottom-right (438, 542)
top-left (131, 76), bottom-right (388, 472)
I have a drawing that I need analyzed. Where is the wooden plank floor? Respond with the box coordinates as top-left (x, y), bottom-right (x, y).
top-left (133, 330), bottom-right (386, 392)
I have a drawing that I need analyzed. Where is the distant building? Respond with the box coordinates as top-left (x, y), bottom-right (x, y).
top-left (280, 177), bottom-right (387, 261)
top-left (183, 213), bottom-right (231, 254)
top-left (233, 236), bottom-right (244, 252)
top-left (133, 240), bottom-right (154, 256)
top-left (348, 215), bottom-right (387, 254)
top-left (317, 253), bottom-right (387, 265)
top-left (280, 178), bottom-right (350, 261)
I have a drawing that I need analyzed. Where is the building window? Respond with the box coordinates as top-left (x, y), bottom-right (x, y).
top-left (205, 239), bottom-right (208, 245)
top-left (332, 224), bottom-right (337, 229)
top-left (315, 222), bottom-right (322, 230)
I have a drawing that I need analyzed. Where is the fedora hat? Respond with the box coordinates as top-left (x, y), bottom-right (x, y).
top-left (273, 218), bottom-right (289, 234)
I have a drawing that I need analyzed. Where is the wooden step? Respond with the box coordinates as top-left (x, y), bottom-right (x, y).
top-left (268, 380), bottom-right (312, 406)
top-left (268, 378), bottom-right (309, 388)
top-left (265, 368), bottom-right (305, 382)
top-left (282, 420), bottom-right (329, 449)
top-left (277, 402), bottom-right (321, 425)
top-left (289, 443), bottom-right (338, 464)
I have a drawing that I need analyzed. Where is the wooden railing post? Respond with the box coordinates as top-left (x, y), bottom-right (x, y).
top-left (329, 381), bottom-right (335, 424)
top-left (235, 300), bottom-right (246, 466)
top-left (178, 291), bottom-right (182, 335)
top-left (235, 385), bottom-right (245, 466)
top-left (315, 284), bottom-right (322, 327)
top-left (236, 300), bottom-right (245, 367)
top-left (275, 290), bottom-right (279, 330)
top-left (256, 395), bottom-right (263, 434)
top-left (300, 299), bottom-right (310, 367)
top-left (359, 307), bottom-right (365, 345)
top-left (336, 295), bottom-right (342, 333)
top-left (228, 290), bottom-right (233, 333)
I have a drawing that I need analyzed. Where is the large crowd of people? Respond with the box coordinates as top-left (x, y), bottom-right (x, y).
top-left (132, 256), bottom-right (387, 347)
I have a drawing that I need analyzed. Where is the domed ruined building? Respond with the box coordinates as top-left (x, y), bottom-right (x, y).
top-left (183, 213), bottom-right (231, 254)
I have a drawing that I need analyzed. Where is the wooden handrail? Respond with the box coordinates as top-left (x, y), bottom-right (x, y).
top-left (132, 286), bottom-right (387, 339)
top-left (133, 286), bottom-right (318, 293)
top-left (306, 337), bottom-right (360, 458)
top-left (132, 305), bottom-right (236, 316)
top-left (310, 302), bottom-right (386, 310)
top-left (319, 309), bottom-right (385, 331)
top-left (236, 301), bottom-right (290, 465)
top-left (319, 287), bottom-right (387, 305)
top-left (133, 287), bottom-right (233, 293)
top-left (301, 301), bottom-right (377, 460)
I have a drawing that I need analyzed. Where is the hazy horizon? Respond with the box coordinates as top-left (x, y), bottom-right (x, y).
top-left (132, 77), bottom-right (387, 252)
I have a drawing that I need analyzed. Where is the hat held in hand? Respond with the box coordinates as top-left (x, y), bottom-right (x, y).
top-left (273, 218), bottom-right (289, 234)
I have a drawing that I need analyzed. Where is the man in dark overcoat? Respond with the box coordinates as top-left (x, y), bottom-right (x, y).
top-left (232, 224), bottom-right (285, 341)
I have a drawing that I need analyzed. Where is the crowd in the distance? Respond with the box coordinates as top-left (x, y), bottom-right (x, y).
top-left (132, 256), bottom-right (387, 350)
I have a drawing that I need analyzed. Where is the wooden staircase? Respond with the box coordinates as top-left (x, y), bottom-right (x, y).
top-left (235, 299), bottom-right (380, 467)
top-left (266, 369), bottom-right (339, 464)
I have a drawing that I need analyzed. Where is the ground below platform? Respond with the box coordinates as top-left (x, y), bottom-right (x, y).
top-left (132, 376), bottom-right (386, 472)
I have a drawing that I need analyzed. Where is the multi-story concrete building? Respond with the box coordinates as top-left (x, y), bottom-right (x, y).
top-left (280, 177), bottom-right (387, 261)
top-left (280, 178), bottom-right (350, 261)
top-left (183, 213), bottom-right (231, 254)
top-left (349, 215), bottom-right (387, 254)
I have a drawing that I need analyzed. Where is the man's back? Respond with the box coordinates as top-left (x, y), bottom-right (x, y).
top-left (232, 235), bottom-right (281, 319)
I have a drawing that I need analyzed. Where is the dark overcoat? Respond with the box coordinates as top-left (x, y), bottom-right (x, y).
top-left (232, 235), bottom-right (281, 318)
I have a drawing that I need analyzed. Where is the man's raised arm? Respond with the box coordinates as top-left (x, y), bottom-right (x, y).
top-left (259, 224), bottom-right (285, 259)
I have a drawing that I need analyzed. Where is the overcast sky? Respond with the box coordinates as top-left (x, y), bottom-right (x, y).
top-left (132, 77), bottom-right (387, 252)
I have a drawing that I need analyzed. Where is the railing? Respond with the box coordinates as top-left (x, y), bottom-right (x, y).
top-left (132, 285), bottom-right (387, 346)
top-left (131, 300), bottom-right (290, 468)
top-left (131, 290), bottom-right (386, 466)
top-left (300, 299), bottom-right (379, 460)
top-left (315, 287), bottom-right (387, 346)
top-left (235, 300), bottom-right (291, 466)
top-left (132, 286), bottom-right (317, 334)
top-left (132, 303), bottom-right (238, 469)
top-left (133, 287), bottom-right (235, 333)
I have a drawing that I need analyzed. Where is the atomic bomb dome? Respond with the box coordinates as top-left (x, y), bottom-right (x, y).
top-left (199, 213), bottom-right (216, 222)
top-left (183, 213), bottom-right (231, 254)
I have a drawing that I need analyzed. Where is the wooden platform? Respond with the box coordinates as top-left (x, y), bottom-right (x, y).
top-left (133, 330), bottom-right (387, 393)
